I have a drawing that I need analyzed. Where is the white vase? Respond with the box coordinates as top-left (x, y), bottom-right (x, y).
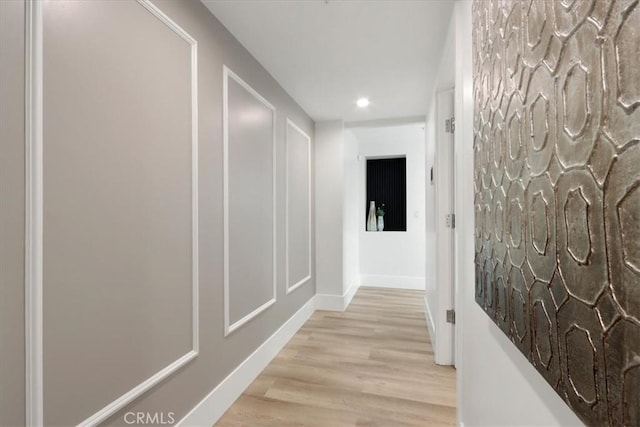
top-left (367, 201), bottom-right (377, 231)
top-left (377, 215), bottom-right (384, 231)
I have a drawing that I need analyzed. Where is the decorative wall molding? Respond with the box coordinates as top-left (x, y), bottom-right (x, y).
top-left (285, 118), bottom-right (312, 295)
top-left (81, 352), bottom-right (198, 427)
top-left (223, 65), bottom-right (277, 336)
top-left (177, 296), bottom-right (317, 427)
top-left (25, 0), bottom-right (43, 425)
top-left (360, 274), bottom-right (425, 290)
top-left (26, 1), bottom-right (200, 425)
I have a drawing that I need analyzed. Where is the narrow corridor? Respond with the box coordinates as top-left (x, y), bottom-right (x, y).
top-left (217, 288), bottom-right (456, 426)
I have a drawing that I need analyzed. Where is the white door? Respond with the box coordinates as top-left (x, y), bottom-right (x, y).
top-left (434, 88), bottom-right (455, 366)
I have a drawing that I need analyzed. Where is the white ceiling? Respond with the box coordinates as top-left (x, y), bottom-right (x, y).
top-left (202, 0), bottom-right (455, 123)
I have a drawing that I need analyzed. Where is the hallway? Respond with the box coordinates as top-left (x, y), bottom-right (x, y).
top-left (7, 1), bottom-right (633, 425)
top-left (217, 288), bottom-right (456, 426)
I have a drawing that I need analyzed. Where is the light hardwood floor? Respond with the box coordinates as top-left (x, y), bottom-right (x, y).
top-left (216, 287), bottom-right (456, 426)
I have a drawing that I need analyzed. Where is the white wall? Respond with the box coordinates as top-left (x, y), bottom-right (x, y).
top-left (343, 130), bottom-right (361, 296)
top-left (315, 121), bottom-right (345, 298)
top-left (451, 2), bottom-right (583, 426)
top-left (348, 123), bottom-right (426, 290)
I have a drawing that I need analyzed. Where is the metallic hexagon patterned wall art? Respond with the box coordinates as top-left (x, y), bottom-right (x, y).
top-left (472, 0), bottom-right (640, 425)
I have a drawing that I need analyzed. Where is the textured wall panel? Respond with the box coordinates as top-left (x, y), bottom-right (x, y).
top-left (472, 1), bottom-right (640, 425)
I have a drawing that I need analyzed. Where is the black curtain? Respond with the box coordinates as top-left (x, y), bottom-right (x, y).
top-left (366, 158), bottom-right (406, 231)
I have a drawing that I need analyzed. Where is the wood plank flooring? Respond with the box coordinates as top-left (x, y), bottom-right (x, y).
top-left (216, 287), bottom-right (456, 426)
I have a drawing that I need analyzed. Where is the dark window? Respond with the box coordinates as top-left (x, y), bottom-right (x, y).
top-left (366, 157), bottom-right (406, 231)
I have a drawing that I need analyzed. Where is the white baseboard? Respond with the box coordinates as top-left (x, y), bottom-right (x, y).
top-left (177, 296), bottom-right (316, 427)
top-left (344, 281), bottom-right (359, 308)
top-left (424, 295), bottom-right (436, 347)
top-left (360, 274), bottom-right (425, 290)
top-left (316, 282), bottom-right (359, 312)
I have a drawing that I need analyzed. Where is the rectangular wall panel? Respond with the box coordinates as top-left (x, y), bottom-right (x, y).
top-left (39, 1), bottom-right (198, 425)
top-left (286, 119), bottom-right (311, 293)
top-left (224, 67), bottom-right (276, 335)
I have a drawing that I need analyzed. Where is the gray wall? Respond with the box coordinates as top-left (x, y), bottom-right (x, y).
top-left (2, 0), bottom-right (315, 425)
top-left (0, 1), bottom-right (26, 426)
top-left (314, 121), bottom-right (345, 297)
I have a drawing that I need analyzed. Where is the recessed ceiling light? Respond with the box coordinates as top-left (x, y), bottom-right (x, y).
top-left (356, 98), bottom-right (370, 108)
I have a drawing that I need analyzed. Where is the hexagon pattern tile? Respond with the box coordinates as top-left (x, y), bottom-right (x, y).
top-left (473, 1), bottom-right (640, 426)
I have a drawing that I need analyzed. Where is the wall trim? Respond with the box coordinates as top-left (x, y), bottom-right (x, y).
top-left (316, 282), bottom-right (359, 312)
top-left (26, 1), bottom-right (200, 425)
top-left (285, 118), bottom-right (312, 295)
top-left (344, 281), bottom-right (359, 309)
top-left (81, 351), bottom-right (198, 427)
top-left (424, 295), bottom-right (436, 346)
top-left (177, 296), bottom-right (316, 427)
top-left (223, 65), bottom-right (277, 336)
top-left (25, 0), bottom-right (43, 424)
top-left (360, 274), bottom-right (425, 290)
